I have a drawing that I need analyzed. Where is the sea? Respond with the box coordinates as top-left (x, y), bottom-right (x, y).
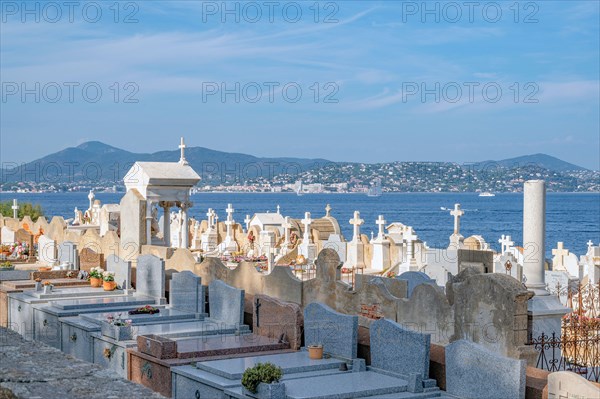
top-left (2, 192), bottom-right (599, 258)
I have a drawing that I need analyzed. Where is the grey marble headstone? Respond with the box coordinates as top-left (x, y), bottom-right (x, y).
top-left (304, 302), bottom-right (358, 360)
top-left (208, 280), bottom-right (244, 326)
top-left (38, 235), bottom-right (57, 266)
top-left (397, 271), bottom-right (436, 298)
top-left (370, 318), bottom-right (430, 378)
top-left (446, 340), bottom-right (526, 399)
top-left (106, 255), bottom-right (132, 290)
top-left (58, 241), bottom-right (79, 270)
top-left (136, 254), bottom-right (165, 303)
top-left (170, 271), bottom-right (205, 314)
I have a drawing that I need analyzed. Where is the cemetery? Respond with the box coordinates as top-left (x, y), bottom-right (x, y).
top-left (0, 141), bottom-right (598, 398)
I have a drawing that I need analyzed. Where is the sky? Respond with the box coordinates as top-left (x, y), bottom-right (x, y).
top-left (1, 1), bottom-right (599, 169)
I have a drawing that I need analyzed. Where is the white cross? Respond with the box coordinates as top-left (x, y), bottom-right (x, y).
top-left (301, 212), bottom-right (313, 242)
top-left (11, 199), bottom-right (18, 219)
top-left (587, 240), bottom-right (594, 248)
top-left (206, 208), bottom-right (214, 227)
top-left (226, 204), bottom-right (235, 220)
top-left (552, 242), bottom-right (570, 268)
top-left (349, 211), bottom-right (364, 242)
top-left (244, 214), bottom-right (251, 232)
top-left (283, 216), bottom-right (292, 245)
top-left (325, 204), bottom-right (332, 217)
top-left (88, 190), bottom-right (95, 210)
top-left (404, 227), bottom-right (418, 262)
top-left (450, 203), bottom-right (464, 235)
top-left (376, 215), bottom-right (386, 239)
top-left (179, 137), bottom-right (188, 165)
top-left (498, 235), bottom-right (514, 254)
top-left (276, 205), bottom-right (281, 214)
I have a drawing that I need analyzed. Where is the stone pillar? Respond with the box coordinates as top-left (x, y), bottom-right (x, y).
top-left (145, 200), bottom-right (153, 245)
top-left (523, 180), bottom-right (546, 294)
top-left (161, 202), bottom-right (171, 247)
top-left (180, 202), bottom-right (190, 249)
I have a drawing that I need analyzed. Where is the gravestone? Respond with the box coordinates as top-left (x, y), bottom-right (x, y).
top-left (106, 255), bottom-right (132, 290)
top-left (323, 234), bottom-right (347, 263)
top-left (397, 271), bottom-right (436, 298)
top-left (58, 241), bottom-right (79, 270)
top-left (208, 280), bottom-right (244, 326)
top-left (136, 254), bottom-right (166, 303)
top-left (79, 248), bottom-right (104, 273)
top-left (446, 340), bottom-right (525, 399)
top-left (253, 294), bottom-right (303, 350)
top-left (547, 371), bottom-right (600, 399)
top-left (304, 302), bottom-right (358, 360)
top-left (1, 226), bottom-right (16, 245)
top-left (38, 235), bottom-right (57, 266)
top-left (370, 318), bottom-right (431, 379)
top-left (169, 271), bottom-right (205, 314)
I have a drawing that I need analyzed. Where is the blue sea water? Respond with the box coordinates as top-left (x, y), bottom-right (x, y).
top-left (2, 192), bottom-right (599, 258)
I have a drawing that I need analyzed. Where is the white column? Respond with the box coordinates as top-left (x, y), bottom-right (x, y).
top-left (181, 201), bottom-right (190, 249)
top-left (145, 200), bottom-right (153, 245)
top-left (523, 180), bottom-right (546, 294)
top-left (161, 202), bottom-right (171, 247)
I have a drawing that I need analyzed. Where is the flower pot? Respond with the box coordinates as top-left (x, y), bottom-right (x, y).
top-left (308, 345), bottom-right (323, 360)
top-left (243, 383), bottom-right (286, 399)
top-left (101, 322), bottom-right (132, 341)
top-left (43, 285), bottom-right (53, 294)
top-left (35, 282), bottom-right (42, 291)
top-left (103, 281), bottom-right (117, 291)
top-left (90, 277), bottom-right (102, 287)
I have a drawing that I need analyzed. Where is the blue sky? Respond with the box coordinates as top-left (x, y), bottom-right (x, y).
top-left (1, 1), bottom-right (599, 169)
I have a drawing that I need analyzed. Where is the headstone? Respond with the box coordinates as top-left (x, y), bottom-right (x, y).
top-left (38, 235), bottom-right (57, 266)
top-left (106, 255), bottom-right (132, 290)
top-left (1, 226), bottom-right (16, 245)
top-left (136, 254), bottom-right (166, 303)
top-left (304, 302), bottom-right (358, 360)
top-left (208, 280), bottom-right (244, 326)
top-left (79, 248), bottom-right (104, 273)
top-left (322, 234), bottom-right (347, 263)
top-left (547, 371), bottom-right (600, 399)
top-left (370, 318), bottom-right (431, 379)
top-left (169, 271), bottom-right (205, 314)
top-left (396, 271), bottom-right (436, 298)
top-left (253, 294), bottom-right (303, 350)
top-left (57, 241), bottom-right (79, 270)
top-left (446, 340), bottom-right (525, 399)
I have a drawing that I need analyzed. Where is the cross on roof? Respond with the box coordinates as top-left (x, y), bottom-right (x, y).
top-left (450, 203), bottom-right (465, 235)
top-left (376, 215), bottom-right (386, 238)
top-left (276, 205), bottom-right (281, 214)
top-left (498, 235), bottom-right (514, 254)
top-left (552, 242), bottom-right (570, 268)
top-left (179, 137), bottom-right (188, 165)
top-left (325, 204), bottom-right (332, 217)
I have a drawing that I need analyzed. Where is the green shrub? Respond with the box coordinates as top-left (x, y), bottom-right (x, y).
top-left (241, 362), bottom-right (283, 394)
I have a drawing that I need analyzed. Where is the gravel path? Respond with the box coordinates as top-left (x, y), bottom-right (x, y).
top-left (0, 328), bottom-right (164, 399)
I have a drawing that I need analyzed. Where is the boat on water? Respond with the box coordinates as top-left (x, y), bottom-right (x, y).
top-left (478, 192), bottom-right (496, 197)
top-left (367, 178), bottom-right (382, 197)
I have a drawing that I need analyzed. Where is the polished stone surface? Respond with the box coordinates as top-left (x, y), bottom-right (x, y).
top-left (24, 287), bottom-right (125, 300)
top-left (80, 307), bottom-right (198, 325)
top-left (304, 302), bottom-right (358, 360)
top-left (53, 295), bottom-right (154, 310)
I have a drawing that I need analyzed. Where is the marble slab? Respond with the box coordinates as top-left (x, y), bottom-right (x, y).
top-left (24, 287), bottom-right (125, 300)
top-left (2, 279), bottom-right (89, 290)
top-left (53, 295), bottom-right (155, 311)
top-left (80, 308), bottom-right (199, 325)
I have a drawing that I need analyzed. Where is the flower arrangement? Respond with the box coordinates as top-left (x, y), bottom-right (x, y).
top-left (241, 362), bottom-right (283, 394)
top-left (35, 278), bottom-right (42, 283)
top-left (43, 281), bottom-right (52, 286)
top-left (0, 261), bottom-right (13, 269)
top-left (102, 271), bottom-right (115, 282)
top-left (106, 313), bottom-right (132, 327)
top-left (66, 271), bottom-right (75, 278)
top-left (89, 267), bottom-right (104, 279)
top-left (128, 305), bottom-right (159, 315)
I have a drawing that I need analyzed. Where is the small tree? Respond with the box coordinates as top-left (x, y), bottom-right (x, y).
top-left (241, 362), bottom-right (283, 393)
top-left (0, 201), bottom-right (44, 221)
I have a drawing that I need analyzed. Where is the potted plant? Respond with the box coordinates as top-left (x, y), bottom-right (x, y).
top-left (34, 278), bottom-right (42, 291)
top-left (307, 344), bottom-right (323, 360)
top-left (89, 266), bottom-right (104, 287)
top-left (101, 313), bottom-right (133, 341)
top-left (0, 261), bottom-right (14, 271)
top-left (241, 362), bottom-right (284, 399)
top-left (42, 281), bottom-right (53, 294)
top-left (102, 271), bottom-right (117, 291)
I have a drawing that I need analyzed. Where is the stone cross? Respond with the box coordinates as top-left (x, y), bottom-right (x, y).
top-left (283, 216), bottom-right (292, 246)
top-left (376, 215), bottom-right (386, 239)
top-left (225, 204), bottom-right (235, 238)
top-left (499, 235), bottom-right (514, 254)
top-left (179, 136), bottom-right (188, 165)
top-left (587, 240), bottom-right (594, 249)
top-left (11, 199), bottom-right (18, 219)
top-left (349, 211), bottom-right (364, 242)
top-left (301, 212), bottom-right (313, 243)
top-left (370, 231), bottom-right (374, 241)
top-left (325, 204), bottom-right (332, 217)
top-left (450, 203), bottom-right (464, 235)
top-left (206, 208), bottom-right (214, 228)
top-left (552, 242), bottom-right (569, 268)
top-left (88, 190), bottom-right (95, 212)
top-left (244, 214), bottom-right (251, 232)
top-left (404, 227), bottom-right (418, 263)
top-left (276, 205), bottom-right (281, 214)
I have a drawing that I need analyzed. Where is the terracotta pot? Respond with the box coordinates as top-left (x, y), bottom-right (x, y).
top-left (103, 280), bottom-right (117, 291)
top-left (308, 345), bottom-right (323, 360)
top-left (90, 277), bottom-right (102, 287)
